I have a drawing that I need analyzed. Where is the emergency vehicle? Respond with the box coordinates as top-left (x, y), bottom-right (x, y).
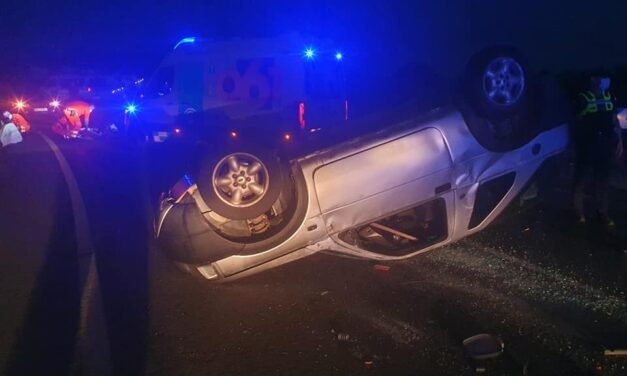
top-left (127, 34), bottom-right (347, 145)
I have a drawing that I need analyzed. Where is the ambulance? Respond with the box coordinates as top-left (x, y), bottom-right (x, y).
top-left (129, 34), bottom-right (347, 145)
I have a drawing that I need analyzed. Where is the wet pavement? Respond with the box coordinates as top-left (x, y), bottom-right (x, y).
top-left (0, 129), bottom-right (625, 375)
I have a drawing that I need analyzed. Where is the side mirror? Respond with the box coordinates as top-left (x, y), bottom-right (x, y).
top-left (463, 334), bottom-right (504, 360)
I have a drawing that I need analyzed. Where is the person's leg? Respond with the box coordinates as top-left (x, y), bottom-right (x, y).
top-left (52, 119), bottom-right (66, 137)
top-left (1, 145), bottom-right (17, 181)
top-left (0, 148), bottom-right (7, 181)
top-left (79, 114), bottom-right (87, 129)
top-left (593, 145), bottom-right (614, 225)
top-left (69, 117), bottom-right (82, 138)
top-left (573, 154), bottom-right (589, 222)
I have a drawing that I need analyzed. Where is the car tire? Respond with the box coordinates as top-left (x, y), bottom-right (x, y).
top-left (158, 166), bottom-right (309, 265)
top-left (159, 203), bottom-right (244, 264)
top-left (195, 146), bottom-right (289, 220)
top-left (464, 46), bottom-right (534, 151)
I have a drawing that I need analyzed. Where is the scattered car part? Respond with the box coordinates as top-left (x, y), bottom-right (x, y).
top-left (463, 334), bottom-right (504, 360)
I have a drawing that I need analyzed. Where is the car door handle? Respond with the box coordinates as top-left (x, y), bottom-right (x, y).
top-left (435, 183), bottom-right (452, 195)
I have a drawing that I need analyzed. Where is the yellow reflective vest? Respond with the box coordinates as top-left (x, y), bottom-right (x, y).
top-left (579, 91), bottom-right (614, 117)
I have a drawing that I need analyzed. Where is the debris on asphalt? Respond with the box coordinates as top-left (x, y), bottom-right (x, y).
top-left (373, 264), bottom-right (391, 272)
top-left (604, 349), bottom-right (627, 357)
top-left (462, 334), bottom-right (503, 360)
top-left (337, 333), bottom-right (350, 342)
top-left (320, 290), bottom-right (329, 296)
top-left (364, 360), bottom-right (374, 368)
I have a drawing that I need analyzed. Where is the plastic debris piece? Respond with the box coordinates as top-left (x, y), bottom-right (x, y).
top-left (321, 290), bottom-right (329, 296)
top-left (337, 333), bottom-right (350, 342)
top-left (463, 334), bottom-right (504, 360)
top-left (604, 349), bottom-right (627, 357)
top-left (374, 264), bottom-right (391, 272)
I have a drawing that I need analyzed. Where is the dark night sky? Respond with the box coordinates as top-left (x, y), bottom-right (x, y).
top-left (2, 0), bottom-right (627, 77)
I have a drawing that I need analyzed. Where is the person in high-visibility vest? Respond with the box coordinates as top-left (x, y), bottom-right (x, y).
top-left (65, 101), bottom-right (94, 127)
top-left (572, 75), bottom-right (623, 226)
top-left (11, 112), bottom-right (30, 133)
top-left (52, 100), bottom-right (94, 138)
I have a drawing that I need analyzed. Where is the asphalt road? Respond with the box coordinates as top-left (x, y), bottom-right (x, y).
top-left (0, 129), bottom-right (626, 375)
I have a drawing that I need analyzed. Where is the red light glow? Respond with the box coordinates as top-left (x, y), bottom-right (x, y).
top-left (298, 102), bottom-right (306, 128)
top-left (13, 99), bottom-right (27, 111)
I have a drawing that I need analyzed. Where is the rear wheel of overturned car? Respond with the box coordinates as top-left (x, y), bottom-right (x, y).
top-left (464, 46), bottom-right (535, 151)
top-left (196, 148), bottom-right (290, 220)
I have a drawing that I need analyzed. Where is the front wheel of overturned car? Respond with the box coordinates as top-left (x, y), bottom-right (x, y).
top-left (196, 147), bottom-right (289, 221)
top-left (157, 165), bottom-right (309, 267)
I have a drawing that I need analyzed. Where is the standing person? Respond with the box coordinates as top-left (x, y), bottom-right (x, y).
top-left (1, 111), bottom-right (23, 147)
top-left (572, 75), bottom-right (623, 226)
top-left (0, 111), bottom-right (23, 180)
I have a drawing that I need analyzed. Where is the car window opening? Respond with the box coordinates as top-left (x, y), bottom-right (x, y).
top-left (338, 197), bottom-right (448, 256)
top-left (468, 172), bottom-right (516, 229)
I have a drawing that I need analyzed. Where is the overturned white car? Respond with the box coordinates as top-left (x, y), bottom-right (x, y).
top-left (154, 47), bottom-right (569, 281)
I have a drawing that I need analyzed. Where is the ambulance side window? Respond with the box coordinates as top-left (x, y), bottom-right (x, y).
top-left (145, 66), bottom-right (174, 99)
top-left (305, 63), bottom-right (345, 100)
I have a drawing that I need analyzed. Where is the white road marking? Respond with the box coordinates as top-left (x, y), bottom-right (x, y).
top-left (39, 133), bottom-right (112, 375)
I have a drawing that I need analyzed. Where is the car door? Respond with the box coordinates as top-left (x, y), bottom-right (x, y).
top-left (313, 127), bottom-right (455, 242)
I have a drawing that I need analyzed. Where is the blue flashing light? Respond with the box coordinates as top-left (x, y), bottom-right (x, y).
top-left (174, 37), bottom-right (196, 50)
top-left (335, 51), bottom-right (343, 61)
top-left (125, 103), bottom-right (137, 114)
top-left (304, 47), bottom-right (316, 60)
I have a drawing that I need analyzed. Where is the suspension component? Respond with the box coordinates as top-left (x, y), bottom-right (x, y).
top-left (247, 214), bottom-right (270, 234)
